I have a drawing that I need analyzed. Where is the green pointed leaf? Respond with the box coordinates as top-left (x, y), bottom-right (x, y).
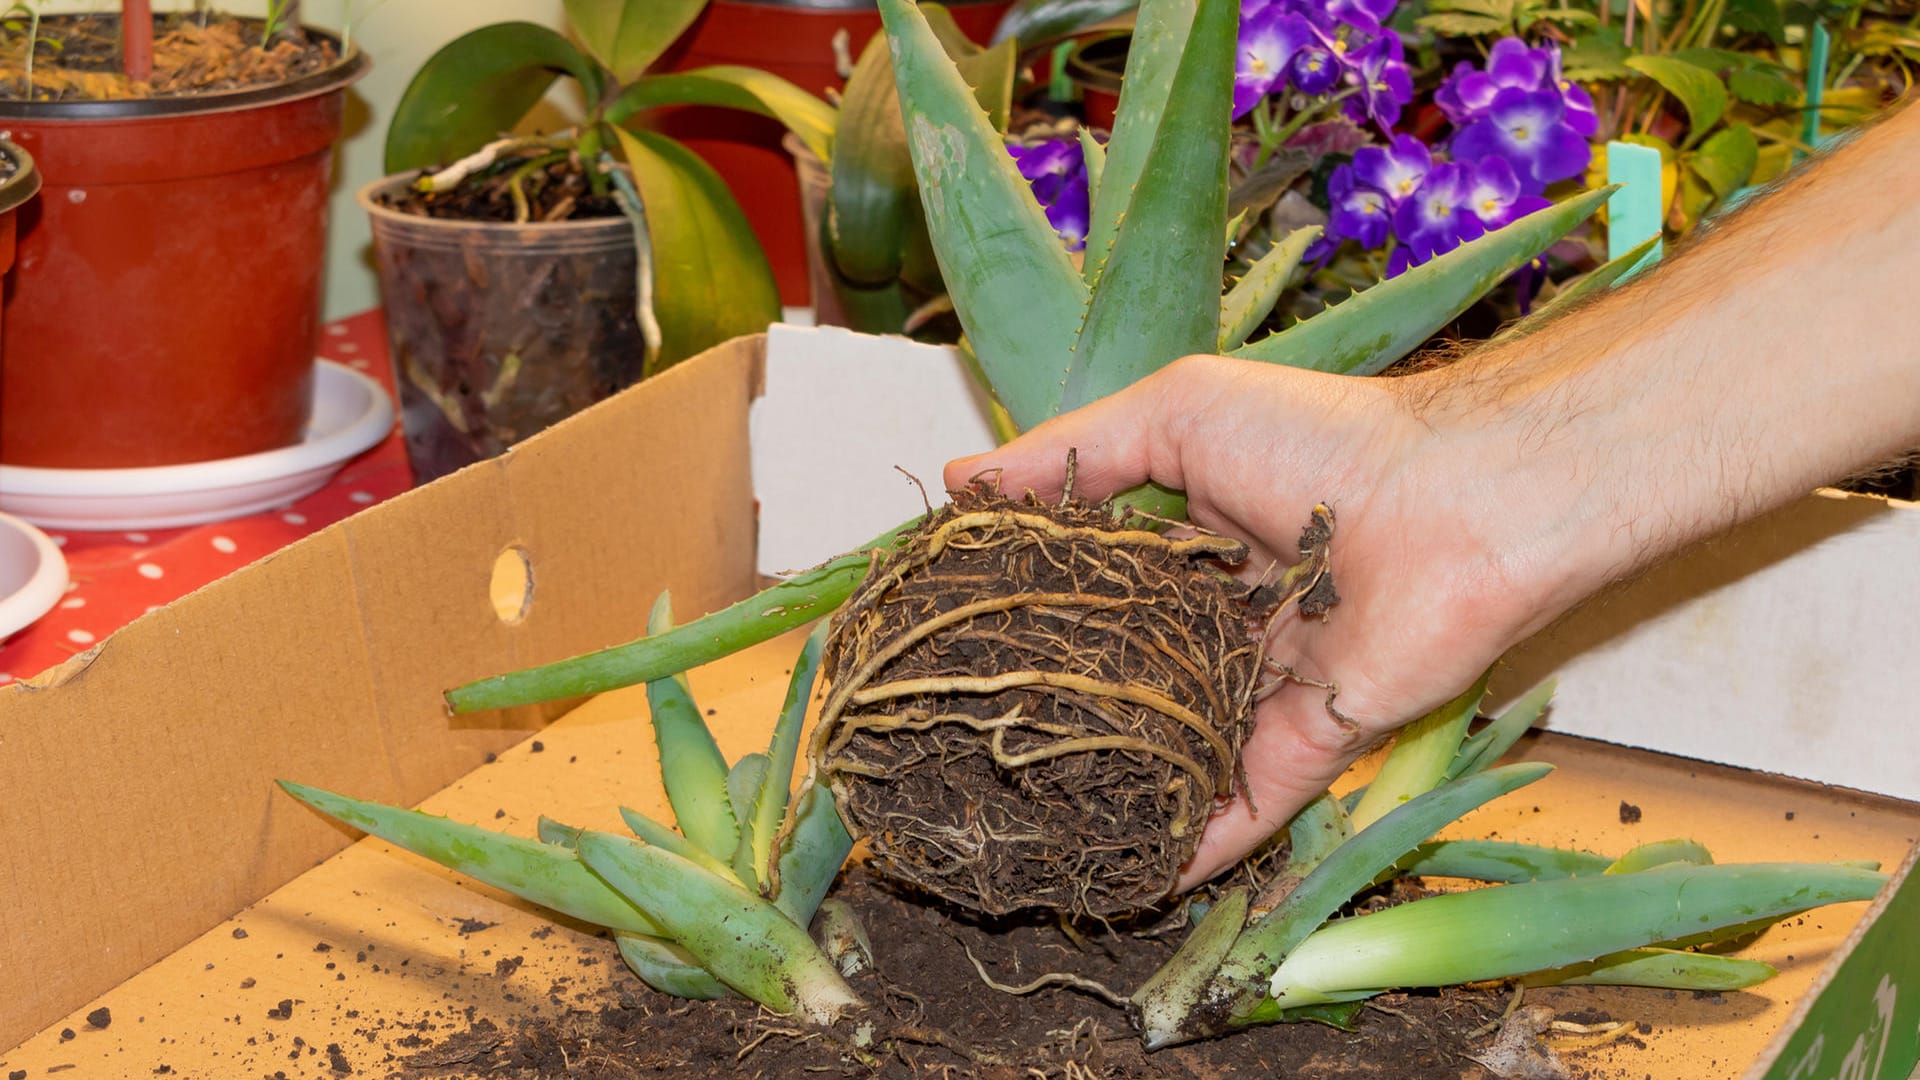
top-left (990, 0), bottom-right (1138, 50)
top-left (605, 66), bottom-right (837, 166)
top-left (615, 807), bottom-right (741, 880)
top-left (1447, 678), bottom-right (1555, 780)
top-left (1229, 187), bottom-right (1612, 376)
top-left (727, 752), bottom-right (772, 887)
top-left (1528, 947), bottom-right (1775, 990)
top-left (564, 0), bottom-right (704, 83)
top-left (1626, 55), bottom-right (1729, 146)
top-left (1264, 863), bottom-right (1885, 1006)
top-left (1284, 790), bottom-right (1353, 879)
top-left (1133, 888), bottom-right (1250, 1048)
top-left (880, 0), bottom-right (1089, 430)
top-left (748, 623), bottom-right (829, 887)
top-left (1561, 27), bottom-right (1632, 82)
top-left (1607, 838), bottom-right (1714, 874)
top-left (384, 24), bottom-right (601, 174)
top-left (1492, 238), bottom-right (1657, 343)
top-left (1061, 0), bottom-right (1233, 411)
top-left (772, 783), bottom-right (855, 924)
top-left (575, 831), bottom-right (862, 1022)
top-left (1077, 125), bottom-right (1106, 210)
top-left (616, 934), bottom-right (732, 999)
top-left (1351, 674), bottom-right (1490, 831)
top-left (1727, 65), bottom-right (1798, 106)
top-left (641, 593), bottom-right (741, 864)
top-left (1397, 839), bottom-right (1613, 883)
top-left (611, 127), bottom-right (780, 377)
top-left (277, 782), bottom-right (662, 936)
top-left (1219, 227), bottom-right (1320, 352)
top-left (1082, 0), bottom-right (1197, 279)
top-left (445, 519), bottom-right (919, 713)
top-left (1690, 122), bottom-right (1758, 199)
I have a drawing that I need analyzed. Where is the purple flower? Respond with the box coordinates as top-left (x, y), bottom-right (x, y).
top-left (1545, 47), bottom-right (1599, 137)
top-left (1459, 154), bottom-right (1550, 230)
top-left (1325, 165), bottom-right (1393, 248)
top-left (1340, 32), bottom-right (1413, 134)
top-left (1450, 87), bottom-right (1591, 192)
top-left (1392, 162), bottom-right (1481, 266)
top-left (1288, 36), bottom-right (1343, 96)
top-left (1351, 133), bottom-right (1431, 206)
top-left (1234, 5), bottom-right (1315, 117)
top-left (1009, 139), bottom-right (1091, 250)
top-left (1326, 0), bottom-right (1398, 34)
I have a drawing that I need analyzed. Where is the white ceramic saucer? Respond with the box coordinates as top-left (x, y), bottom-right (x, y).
top-left (0, 361), bottom-right (396, 531)
top-left (0, 510), bottom-right (67, 640)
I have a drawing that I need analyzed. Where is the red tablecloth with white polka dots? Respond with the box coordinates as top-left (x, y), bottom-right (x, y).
top-left (0, 310), bottom-right (411, 685)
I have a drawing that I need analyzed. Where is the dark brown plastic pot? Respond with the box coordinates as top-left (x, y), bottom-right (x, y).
top-left (359, 174), bottom-right (646, 486)
top-left (655, 0), bottom-right (1011, 307)
top-left (1066, 32), bottom-right (1127, 132)
top-left (0, 39), bottom-right (368, 469)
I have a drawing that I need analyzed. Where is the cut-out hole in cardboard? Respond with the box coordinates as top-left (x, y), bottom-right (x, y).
top-left (489, 546), bottom-right (533, 624)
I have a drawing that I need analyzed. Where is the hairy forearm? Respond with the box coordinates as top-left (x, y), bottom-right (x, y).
top-left (1409, 99), bottom-right (1920, 625)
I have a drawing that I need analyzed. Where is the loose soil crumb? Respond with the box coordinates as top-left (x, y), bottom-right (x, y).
top-left (1618, 802), bottom-right (1642, 825)
top-left (0, 15), bottom-right (339, 102)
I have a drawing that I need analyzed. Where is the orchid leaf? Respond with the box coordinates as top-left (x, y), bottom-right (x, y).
top-left (772, 783), bottom-right (855, 924)
top-left (563, 0), bottom-right (704, 84)
top-left (748, 623), bottom-right (829, 885)
top-left (879, 0), bottom-right (1089, 430)
top-left (727, 753), bottom-right (772, 888)
top-left (385, 23), bottom-right (602, 173)
top-left (1606, 838), bottom-right (1714, 874)
top-left (446, 518), bottom-right (918, 713)
top-left (1063, 0), bottom-right (1235, 411)
top-left (1219, 226), bottom-right (1320, 352)
top-left (605, 67), bottom-right (837, 166)
top-left (276, 782), bottom-right (663, 937)
top-left (1625, 55), bottom-right (1728, 147)
top-left (1447, 678), bottom-right (1555, 780)
top-left (1527, 947), bottom-right (1775, 990)
top-left (1082, 0), bottom-right (1198, 281)
top-left (616, 934), bottom-right (732, 999)
top-left (1397, 839), bottom-right (1613, 882)
top-left (640, 593), bottom-right (740, 864)
top-left (574, 830), bottom-right (863, 1023)
top-left (990, 0), bottom-right (1138, 50)
top-left (1230, 187), bottom-right (1612, 375)
top-left (1351, 673), bottom-right (1490, 831)
top-left (611, 127), bottom-right (780, 376)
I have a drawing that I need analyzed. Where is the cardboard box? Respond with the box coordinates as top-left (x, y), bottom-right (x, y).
top-left (2, 329), bottom-right (1915, 1078)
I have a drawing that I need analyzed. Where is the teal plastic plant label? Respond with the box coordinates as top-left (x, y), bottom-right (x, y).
top-left (1605, 140), bottom-right (1664, 282)
top-left (1761, 846), bottom-right (1920, 1080)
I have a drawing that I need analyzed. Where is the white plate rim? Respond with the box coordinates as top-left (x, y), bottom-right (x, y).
top-left (0, 510), bottom-right (68, 640)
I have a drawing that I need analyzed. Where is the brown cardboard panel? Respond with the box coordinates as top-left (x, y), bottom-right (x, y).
top-left (7, 632), bottom-right (1913, 1078)
top-left (0, 338), bottom-right (767, 1052)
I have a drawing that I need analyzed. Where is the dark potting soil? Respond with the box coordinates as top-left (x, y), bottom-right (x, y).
top-left (386, 870), bottom-right (1565, 1080)
top-left (0, 15), bottom-right (338, 102)
top-left (380, 155), bottom-right (625, 225)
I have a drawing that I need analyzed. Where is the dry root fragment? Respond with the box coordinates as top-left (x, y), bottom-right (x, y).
top-left (812, 483), bottom-right (1335, 919)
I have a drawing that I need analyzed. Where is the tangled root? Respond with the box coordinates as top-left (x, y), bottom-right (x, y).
top-left (810, 480), bottom-right (1336, 919)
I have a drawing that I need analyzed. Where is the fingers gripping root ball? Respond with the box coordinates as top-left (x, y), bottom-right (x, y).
top-left (810, 483), bottom-right (1337, 919)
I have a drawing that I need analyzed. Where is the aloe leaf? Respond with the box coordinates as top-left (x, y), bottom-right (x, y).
top-left (772, 783), bottom-right (855, 924)
top-left (639, 593), bottom-right (741, 864)
top-left (1229, 187), bottom-right (1612, 375)
top-left (575, 830), bottom-right (863, 1023)
top-left (1490, 238), bottom-right (1658, 343)
top-left (1262, 863), bottom-right (1885, 1007)
top-left (604, 67), bottom-right (838, 166)
top-left (879, 0), bottom-right (1090, 430)
top-left (563, 0), bottom-right (704, 83)
top-left (1061, 0), bottom-right (1234, 411)
top-left (1219, 226), bottom-right (1321, 352)
top-left (611, 127), bottom-right (780, 377)
top-left (1082, 0), bottom-right (1197, 280)
top-left (1077, 126), bottom-right (1106, 210)
top-left (614, 807), bottom-right (741, 880)
top-left (1133, 887), bottom-right (1250, 1046)
top-left (384, 24), bottom-right (601, 173)
top-left (1397, 839), bottom-right (1613, 883)
top-left (748, 623), bottom-right (829, 886)
top-left (616, 934), bottom-right (732, 999)
top-left (277, 782), bottom-right (662, 936)
top-left (1447, 678), bottom-right (1555, 781)
top-left (990, 0), bottom-right (1138, 49)
top-left (1527, 947), bottom-right (1775, 990)
top-left (727, 752), bottom-right (772, 888)
top-left (1607, 838), bottom-right (1714, 874)
top-left (1285, 790), bottom-right (1354, 880)
top-left (1350, 674), bottom-right (1490, 831)
top-left (445, 518), bottom-right (918, 713)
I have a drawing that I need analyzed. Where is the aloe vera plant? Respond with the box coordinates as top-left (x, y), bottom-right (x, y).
top-left (282, 596), bottom-right (861, 1024)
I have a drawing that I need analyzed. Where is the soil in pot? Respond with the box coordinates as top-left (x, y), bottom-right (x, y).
top-left (365, 154), bottom-right (645, 484)
top-left (0, 12), bottom-right (338, 101)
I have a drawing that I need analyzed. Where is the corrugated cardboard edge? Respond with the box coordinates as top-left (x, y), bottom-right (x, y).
top-left (0, 334), bottom-right (768, 1049)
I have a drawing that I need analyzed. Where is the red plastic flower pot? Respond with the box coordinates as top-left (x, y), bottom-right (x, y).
top-left (0, 43), bottom-right (368, 469)
top-left (655, 0), bottom-right (1011, 307)
top-left (0, 141), bottom-right (42, 335)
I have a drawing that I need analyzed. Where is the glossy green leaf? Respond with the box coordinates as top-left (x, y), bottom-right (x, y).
top-left (747, 623), bottom-right (829, 888)
top-left (1446, 678), bottom-right (1555, 780)
top-left (990, 0), bottom-right (1137, 49)
top-left (384, 23), bottom-right (601, 173)
top-left (1691, 123), bottom-right (1759, 199)
top-left (1219, 226), bottom-right (1320, 352)
top-left (772, 783), bottom-right (855, 924)
top-left (726, 752), bottom-right (771, 888)
top-left (1229, 187), bottom-right (1611, 376)
top-left (1397, 839), bottom-right (1613, 883)
top-left (1082, 0), bottom-right (1198, 279)
top-left (1061, 0), bottom-right (1234, 411)
top-left (612, 127), bottom-right (780, 377)
top-left (1133, 887), bottom-right (1250, 1049)
top-left (1528, 947), bottom-right (1775, 990)
top-left (445, 519), bottom-right (918, 713)
top-left (564, 0), bottom-right (704, 83)
top-left (879, 0), bottom-right (1089, 430)
top-left (616, 934), bottom-right (732, 998)
top-left (640, 593), bottom-right (740, 863)
top-left (1606, 838), bottom-right (1714, 874)
top-left (1351, 674), bottom-right (1490, 831)
top-left (1626, 55), bottom-right (1728, 147)
top-left (1264, 863), bottom-right (1885, 1007)
top-left (575, 831), bottom-right (863, 1022)
top-left (277, 782), bottom-right (662, 936)
top-left (604, 66), bottom-right (836, 166)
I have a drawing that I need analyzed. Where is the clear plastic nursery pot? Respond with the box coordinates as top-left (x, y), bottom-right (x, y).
top-left (0, 38), bottom-right (367, 469)
top-left (359, 174), bottom-right (646, 486)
